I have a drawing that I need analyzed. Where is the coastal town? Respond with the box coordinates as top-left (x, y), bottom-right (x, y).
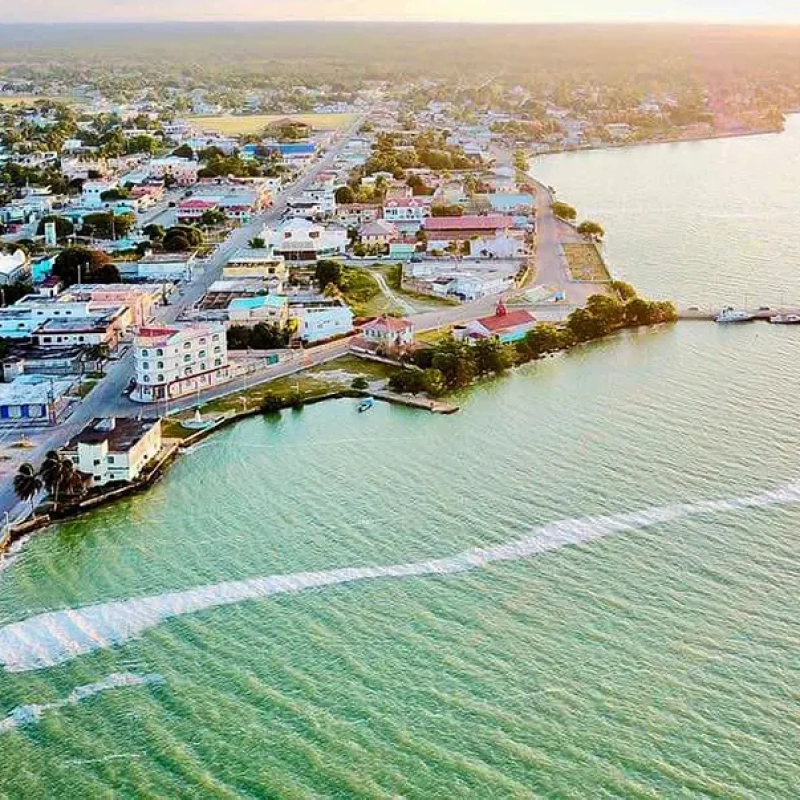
top-left (1, 24), bottom-right (792, 540)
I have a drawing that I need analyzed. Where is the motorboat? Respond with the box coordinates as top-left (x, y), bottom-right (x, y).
top-left (769, 313), bottom-right (800, 325)
top-left (358, 397), bottom-right (374, 413)
top-left (715, 307), bottom-right (754, 324)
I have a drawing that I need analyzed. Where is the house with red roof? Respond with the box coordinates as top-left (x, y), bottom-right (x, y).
top-left (176, 199), bottom-right (218, 223)
top-left (423, 214), bottom-right (525, 258)
top-left (457, 301), bottom-right (536, 344)
top-left (360, 315), bottom-right (415, 349)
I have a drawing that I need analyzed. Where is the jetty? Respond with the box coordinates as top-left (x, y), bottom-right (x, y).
top-left (678, 306), bottom-right (800, 321)
top-left (370, 390), bottom-right (459, 415)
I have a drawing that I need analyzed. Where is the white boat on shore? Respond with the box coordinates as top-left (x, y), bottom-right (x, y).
top-left (769, 313), bottom-right (800, 325)
top-left (715, 307), bottom-right (755, 324)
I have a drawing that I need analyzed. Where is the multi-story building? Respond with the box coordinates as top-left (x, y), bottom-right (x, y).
top-left (289, 299), bottom-right (354, 344)
top-left (264, 218), bottom-right (348, 262)
top-left (131, 323), bottom-right (229, 403)
top-left (382, 198), bottom-right (431, 233)
top-left (62, 417), bottom-right (163, 487)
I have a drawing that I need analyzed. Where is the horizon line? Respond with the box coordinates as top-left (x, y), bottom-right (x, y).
top-left (2, 19), bottom-right (800, 28)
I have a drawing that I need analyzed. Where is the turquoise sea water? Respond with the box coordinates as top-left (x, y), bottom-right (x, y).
top-left (3, 124), bottom-right (800, 797)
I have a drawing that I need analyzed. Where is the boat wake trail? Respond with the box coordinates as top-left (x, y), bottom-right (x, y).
top-left (0, 673), bottom-right (164, 732)
top-left (0, 482), bottom-right (798, 673)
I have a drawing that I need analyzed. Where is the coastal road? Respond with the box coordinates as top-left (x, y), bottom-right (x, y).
top-left (0, 115), bottom-right (367, 519)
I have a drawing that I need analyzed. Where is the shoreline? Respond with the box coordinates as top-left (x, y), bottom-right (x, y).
top-left (537, 124), bottom-right (783, 159)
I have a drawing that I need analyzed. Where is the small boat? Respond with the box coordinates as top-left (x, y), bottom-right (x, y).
top-left (715, 307), bottom-right (754, 324)
top-left (358, 397), bottom-right (374, 413)
top-left (769, 313), bottom-right (800, 325)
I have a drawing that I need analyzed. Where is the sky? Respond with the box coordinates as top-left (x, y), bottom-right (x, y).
top-left (5, 0), bottom-right (800, 24)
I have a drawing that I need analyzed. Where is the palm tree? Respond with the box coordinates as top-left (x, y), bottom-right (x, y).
top-left (84, 343), bottom-right (110, 376)
top-left (39, 450), bottom-right (70, 506)
top-left (13, 463), bottom-right (42, 515)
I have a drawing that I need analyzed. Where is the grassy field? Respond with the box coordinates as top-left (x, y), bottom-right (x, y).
top-left (562, 243), bottom-right (611, 282)
top-left (0, 95), bottom-right (70, 107)
top-left (189, 113), bottom-right (356, 135)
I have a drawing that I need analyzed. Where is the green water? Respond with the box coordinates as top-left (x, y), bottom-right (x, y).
top-left (3, 129), bottom-right (800, 797)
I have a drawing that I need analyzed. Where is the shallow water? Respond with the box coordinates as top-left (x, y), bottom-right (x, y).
top-left (2, 125), bottom-right (800, 796)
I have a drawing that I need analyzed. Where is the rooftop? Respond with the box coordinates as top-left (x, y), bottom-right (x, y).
top-left (363, 315), bottom-right (414, 333)
top-left (475, 308), bottom-right (536, 333)
top-left (424, 215), bottom-right (513, 232)
top-left (228, 295), bottom-right (287, 311)
top-left (64, 417), bottom-right (160, 453)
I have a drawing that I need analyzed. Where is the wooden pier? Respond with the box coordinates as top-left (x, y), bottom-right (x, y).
top-left (678, 306), bottom-right (800, 321)
top-left (370, 390), bottom-right (459, 414)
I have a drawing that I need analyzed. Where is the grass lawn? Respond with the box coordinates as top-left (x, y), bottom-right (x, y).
top-left (74, 380), bottom-right (98, 399)
top-left (310, 355), bottom-right (399, 382)
top-left (381, 264), bottom-right (459, 308)
top-left (340, 268), bottom-right (402, 317)
top-left (562, 243), bottom-right (611, 282)
top-left (415, 328), bottom-right (453, 345)
top-left (188, 113), bottom-right (356, 136)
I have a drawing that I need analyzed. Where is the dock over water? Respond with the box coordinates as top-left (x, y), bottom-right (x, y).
top-left (678, 307), bottom-right (800, 321)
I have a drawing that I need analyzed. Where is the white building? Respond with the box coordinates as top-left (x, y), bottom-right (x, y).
top-left (131, 323), bottom-right (229, 403)
top-left (290, 301), bottom-right (354, 344)
top-left (135, 253), bottom-right (196, 281)
top-left (62, 417), bottom-right (163, 486)
top-left (81, 180), bottom-right (117, 209)
top-left (264, 218), bottom-right (348, 262)
top-left (382, 198), bottom-right (431, 232)
top-left (147, 157), bottom-right (200, 186)
top-left (0, 250), bottom-right (30, 285)
top-left (228, 295), bottom-right (289, 326)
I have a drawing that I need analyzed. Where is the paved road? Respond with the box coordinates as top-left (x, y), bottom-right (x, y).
top-left (0, 116), bottom-right (367, 519)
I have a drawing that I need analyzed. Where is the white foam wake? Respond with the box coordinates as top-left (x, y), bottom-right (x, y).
top-left (0, 482), bottom-right (798, 673)
top-left (0, 672), bottom-right (164, 732)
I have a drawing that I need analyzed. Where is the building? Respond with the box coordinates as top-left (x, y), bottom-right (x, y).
top-left (359, 219), bottom-right (399, 248)
top-left (0, 375), bottom-right (74, 426)
top-left (62, 283), bottom-right (164, 327)
top-left (134, 253), bottom-right (196, 281)
top-left (487, 193), bottom-right (535, 215)
top-left (1, 346), bottom-right (85, 380)
top-left (382, 198), bottom-right (431, 232)
top-left (268, 141), bottom-right (317, 163)
top-left (32, 312), bottom-right (126, 349)
top-left (0, 250), bottom-right (30, 285)
top-left (62, 417), bottom-right (163, 487)
top-left (265, 218), bottom-right (348, 262)
top-left (0, 300), bottom-right (130, 343)
top-left (361, 315), bottom-right (415, 348)
top-left (80, 180), bottom-right (117, 209)
top-left (423, 215), bottom-right (524, 257)
top-left (290, 300), bottom-right (354, 344)
top-left (223, 249), bottom-right (288, 291)
top-left (457, 302), bottom-right (536, 344)
top-left (228, 295), bottom-right (289, 326)
top-left (336, 204), bottom-right (381, 227)
top-left (176, 199), bottom-right (218, 223)
top-left (131, 323), bottom-right (229, 403)
top-left (147, 157), bottom-right (200, 186)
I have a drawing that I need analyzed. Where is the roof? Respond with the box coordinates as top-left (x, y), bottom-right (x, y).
top-left (64, 417), bottom-right (160, 453)
top-left (0, 250), bottom-right (28, 277)
top-left (475, 309), bottom-right (536, 333)
top-left (177, 199), bottom-right (217, 211)
top-left (362, 315), bottom-right (414, 333)
top-left (424, 215), bottom-right (513, 232)
top-left (384, 198), bottom-right (428, 209)
top-left (228, 295), bottom-right (287, 311)
top-left (360, 220), bottom-right (398, 236)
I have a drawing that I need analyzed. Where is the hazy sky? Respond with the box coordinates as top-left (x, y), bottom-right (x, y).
top-left (7, 0), bottom-right (800, 24)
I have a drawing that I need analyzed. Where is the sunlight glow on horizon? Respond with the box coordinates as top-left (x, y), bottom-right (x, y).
top-left (5, 0), bottom-right (800, 25)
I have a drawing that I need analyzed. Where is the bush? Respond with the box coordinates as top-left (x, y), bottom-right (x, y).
top-left (351, 376), bottom-right (369, 391)
top-left (260, 396), bottom-right (284, 415)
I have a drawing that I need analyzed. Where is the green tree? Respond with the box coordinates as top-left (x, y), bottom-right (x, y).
top-left (248, 237), bottom-right (266, 249)
top-left (351, 376), bottom-right (369, 391)
top-left (143, 223), bottom-right (165, 242)
top-left (13, 463), bottom-right (42, 514)
top-left (551, 201), bottom-right (577, 222)
top-left (81, 211), bottom-right (135, 240)
top-left (315, 260), bottom-right (343, 290)
top-left (335, 185), bottom-right (356, 204)
top-left (36, 215), bottom-right (74, 240)
top-left (200, 209), bottom-right (227, 227)
top-left (577, 220), bottom-right (605, 241)
top-left (172, 144), bottom-right (194, 159)
top-left (610, 280), bottom-right (637, 302)
top-left (52, 247), bottom-right (120, 287)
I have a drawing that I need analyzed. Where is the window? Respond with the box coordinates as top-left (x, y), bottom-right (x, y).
top-left (198, 350), bottom-right (206, 358)
top-left (93, 459), bottom-right (101, 466)
top-left (156, 348), bottom-right (163, 356)
top-left (143, 375), bottom-right (150, 383)
top-left (200, 363), bottom-right (206, 371)
top-left (184, 342), bottom-right (191, 349)
top-left (141, 349), bottom-right (149, 357)
top-left (157, 361), bottom-right (164, 369)
top-left (157, 374), bottom-right (164, 382)
top-left (142, 362), bottom-right (150, 370)
top-left (183, 354), bottom-right (191, 363)
top-left (214, 358), bottom-right (221, 366)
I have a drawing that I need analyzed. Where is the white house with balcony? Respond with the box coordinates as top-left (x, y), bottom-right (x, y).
top-left (62, 417), bottom-right (163, 487)
top-left (382, 198), bottom-right (431, 233)
top-left (131, 323), bottom-right (229, 403)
